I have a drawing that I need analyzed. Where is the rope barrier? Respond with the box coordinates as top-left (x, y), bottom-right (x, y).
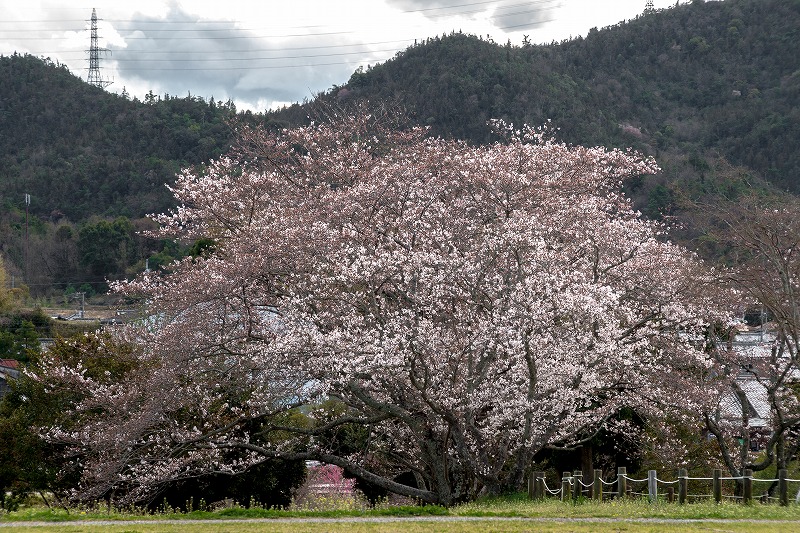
top-left (540, 478), bottom-right (562, 496)
top-left (654, 478), bottom-right (678, 484)
top-left (621, 475), bottom-right (648, 483)
top-left (673, 475), bottom-right (800, 483)
top-left (531, 469), bottom-right (799, 505)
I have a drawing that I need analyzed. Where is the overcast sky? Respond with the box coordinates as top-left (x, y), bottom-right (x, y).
top-left (0, 0), bottom-right (684, 112)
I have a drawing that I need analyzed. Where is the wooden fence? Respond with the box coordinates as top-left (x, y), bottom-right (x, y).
top-left (528, 467), bottom-right (800, 505)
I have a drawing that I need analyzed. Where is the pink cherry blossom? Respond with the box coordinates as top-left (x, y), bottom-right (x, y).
top-left (34, 113), bottom-right (730, 506)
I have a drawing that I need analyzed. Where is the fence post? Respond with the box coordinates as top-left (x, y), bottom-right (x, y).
top-left (573, 470), bottom-right (583, 500)
top-left (534, 471), bottom-right (545, 500)
top-left (713, 469), bottom-right (722, 503)
top-left (593, 469), bottom-right (603, 501)
top-left (617, 467), bottom-right (627, 500)
top-left (647, 470), bottom-right (657, 503)
top-left (779, 469), bottom-right (788, 506)
top-left (743, 468), bottom-right (753, 504)
top-left (667, 486), bottom-right (675, 503)
top-left (536, 472), bottom-right (547, 500)
top-left (678, 468), bottom-right (687, 504)
top-left (528, 474), bottom-right (534, 500)
top-left (561, 471), bottom-right (572, 501)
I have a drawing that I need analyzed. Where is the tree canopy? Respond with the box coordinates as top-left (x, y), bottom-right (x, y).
top-left (694, 192), bottom-right (800, 479)
top-left (33, 113), bottom-right (729, 506)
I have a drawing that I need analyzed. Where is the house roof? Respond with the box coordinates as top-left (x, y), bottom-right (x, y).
top-left (718, 378), bottom-right (770, 428)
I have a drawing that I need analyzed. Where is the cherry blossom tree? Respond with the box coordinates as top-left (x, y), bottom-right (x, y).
top-left (34, 113), bottom-right (728, 506)
top-left (697, 193), bottom-right (800, 480)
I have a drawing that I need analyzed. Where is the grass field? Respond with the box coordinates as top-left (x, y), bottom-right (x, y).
top-left (3, 496), bottom-right (800, 532)
top-left (2, 518), bottom-right (800, 533)
top-left (453, 495), bottom-right (800, 519)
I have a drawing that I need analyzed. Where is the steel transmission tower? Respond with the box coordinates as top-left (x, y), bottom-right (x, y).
top-left (644, 0), bottom-right (655, 12)
top-left (86, 8), bottom-right (112, 88)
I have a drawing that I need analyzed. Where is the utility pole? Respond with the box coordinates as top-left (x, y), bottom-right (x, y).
top-left (86, 8), bottom-right (112, 88)
top-left (73, 292), bottom-right (86, 319)
top-left (25, 193), bottom-right (30, 286)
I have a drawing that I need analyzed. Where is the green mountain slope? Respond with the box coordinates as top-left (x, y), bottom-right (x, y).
top-left (0, 54), bottom-right (245, 294)
top-left (0, 53), bottom-right (236, 223)
top-left (0, 0), bottom-right (798, 294)
top-left (315, 0), bottom-right (800, 193)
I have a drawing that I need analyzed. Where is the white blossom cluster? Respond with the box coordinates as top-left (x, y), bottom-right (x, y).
top-left (34, 114), bottom-right (729, 505)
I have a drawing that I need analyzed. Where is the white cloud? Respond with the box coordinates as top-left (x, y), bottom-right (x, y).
top-left (0, 0), bottom-right (684, 111)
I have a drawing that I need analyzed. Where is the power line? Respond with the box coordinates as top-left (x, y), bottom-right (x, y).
top-left (405, 0), bottom-right (560, 17)
top-left (73, 48), bottom-right (405, 62)
top-left (0, 0), bottom-right (561, 37)
top-left (0, 1), bottom-right (565, 76)
top-left (103, 57), bottom-right (399, 71)
top-left (5, 31), bottom-right (356, 41)
top-left (401, 0), bottom-right (544, 13)
top-left (0, 0), bottom-right (561, 24)
top-left (0, 0), bottom-right (560, 76)
top-left (2, 51), bottom-right (399, 71)
top-left (22, 280), bottom-right (114, 287)
top-left (13, 39), bottom-right (414, 56)
top-left (131, 39), bottom-right (411, 52)
top-left (497, 18), bottom-right (556, 31)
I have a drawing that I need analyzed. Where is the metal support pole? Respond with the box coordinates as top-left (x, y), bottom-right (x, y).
top-left (25, 193), bottom-right (30, 286)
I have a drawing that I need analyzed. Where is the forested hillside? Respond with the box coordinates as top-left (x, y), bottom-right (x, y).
top-left (0, 54), bottom-right (252, 294)
top-left (1, 0), bottom-right (798, 296)
top-left (0, 54), bottom-right (238, 222)
top-left (300, 0), bottom-right (800, 193)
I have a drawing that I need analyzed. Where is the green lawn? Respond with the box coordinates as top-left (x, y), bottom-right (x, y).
top-left (454, 495), bottom-right (800, 520)
top-left (2, 519), bottom-right (800, 533)
top-left (4, 495), bottom-right (800, 532)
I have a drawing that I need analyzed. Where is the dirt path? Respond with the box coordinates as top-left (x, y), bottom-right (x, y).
top-left (1, 516), bottom-right (800, 527)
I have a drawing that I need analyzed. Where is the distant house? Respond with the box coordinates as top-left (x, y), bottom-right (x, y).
top-left (718, 377), bottom-right (770, 429)
top-left (715, 326), bottom-right (794, 450)
top-left (0, 358), bottom-right (20, 397)
top-left (39, 338), bottom-right (55, 351)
